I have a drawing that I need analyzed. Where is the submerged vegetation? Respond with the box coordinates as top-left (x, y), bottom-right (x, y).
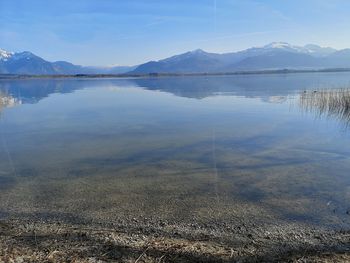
top-left (300, 88), bottom-right (350, 127)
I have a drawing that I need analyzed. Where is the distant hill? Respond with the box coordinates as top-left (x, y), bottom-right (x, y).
top-left (132, 49), bottom-right (223, 74)
top-left (2, 42), bottom-right (350, 75)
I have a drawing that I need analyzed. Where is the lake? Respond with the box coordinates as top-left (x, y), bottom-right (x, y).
top-left (0, 73), bottom-right (350, 230)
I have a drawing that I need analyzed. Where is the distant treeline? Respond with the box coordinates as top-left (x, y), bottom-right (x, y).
top-left (1, 68), bottom-right (350, 79)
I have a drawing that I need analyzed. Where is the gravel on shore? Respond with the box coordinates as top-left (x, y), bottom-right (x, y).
top-left (1, 218), bottom-right (349, 263)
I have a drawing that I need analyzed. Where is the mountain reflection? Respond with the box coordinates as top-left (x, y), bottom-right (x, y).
top-left (1, 73), bottom-right (350, 106)
top-left (0, 79), bottom-right (90, 104)
top-left (300, 89), bottom-right (350, 127)
top-left (0, 90), bottom-right (21, 112)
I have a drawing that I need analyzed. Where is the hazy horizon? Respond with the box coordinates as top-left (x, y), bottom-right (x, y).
top-left (1, 0), bottom-right (350, 66)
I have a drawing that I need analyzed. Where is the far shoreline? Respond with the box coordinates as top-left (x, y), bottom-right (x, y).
top-left (1, 68), bottom-right (350, 80)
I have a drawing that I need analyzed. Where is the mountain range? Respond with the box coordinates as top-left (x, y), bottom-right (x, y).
top-left (1, 42), bottom-right (350, 75)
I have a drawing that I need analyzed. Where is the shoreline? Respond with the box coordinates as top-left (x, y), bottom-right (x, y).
top-left (1, 217), bottom-right (349, 262)
top-left (1, 68), bottom-right (350, 80)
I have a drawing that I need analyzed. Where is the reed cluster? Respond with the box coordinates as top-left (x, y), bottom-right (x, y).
top-left (300, 88), bottom-right (350, 126)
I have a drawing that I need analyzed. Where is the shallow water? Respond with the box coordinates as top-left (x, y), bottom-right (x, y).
top-left (0, 73), bottom-right (350, 228)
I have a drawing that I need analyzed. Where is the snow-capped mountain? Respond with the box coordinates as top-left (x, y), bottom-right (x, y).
top-left (131, 42), bottom-right (347, 73)
top-left (0, 49), bottom-right (135, 75)
top-left (1, 50), bottom-right (60, 74)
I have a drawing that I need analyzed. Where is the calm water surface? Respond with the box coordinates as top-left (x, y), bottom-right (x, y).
top-left (0, 73), bottom-right (350, 228)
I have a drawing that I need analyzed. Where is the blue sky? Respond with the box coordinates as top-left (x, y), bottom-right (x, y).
top-left (1, 0), bottom-right (350, 66)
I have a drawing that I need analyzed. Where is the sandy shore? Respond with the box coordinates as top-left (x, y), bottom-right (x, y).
top-left (1, 218), bottom-right (349, 263)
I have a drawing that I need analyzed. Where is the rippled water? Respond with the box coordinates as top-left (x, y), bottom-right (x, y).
top-left (0, 73), bottom-right (350, 228)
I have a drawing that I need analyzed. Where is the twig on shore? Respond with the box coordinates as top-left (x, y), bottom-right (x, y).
top-left (135, 246), bottom-right (150, 263)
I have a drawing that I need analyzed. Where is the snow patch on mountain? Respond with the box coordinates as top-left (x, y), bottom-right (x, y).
top-left (264, 42), bottom-right (295, 49)
top-left (261, 42), bottom-right (336, 57)
top-left (0, 48), bottom-right (14, 61)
